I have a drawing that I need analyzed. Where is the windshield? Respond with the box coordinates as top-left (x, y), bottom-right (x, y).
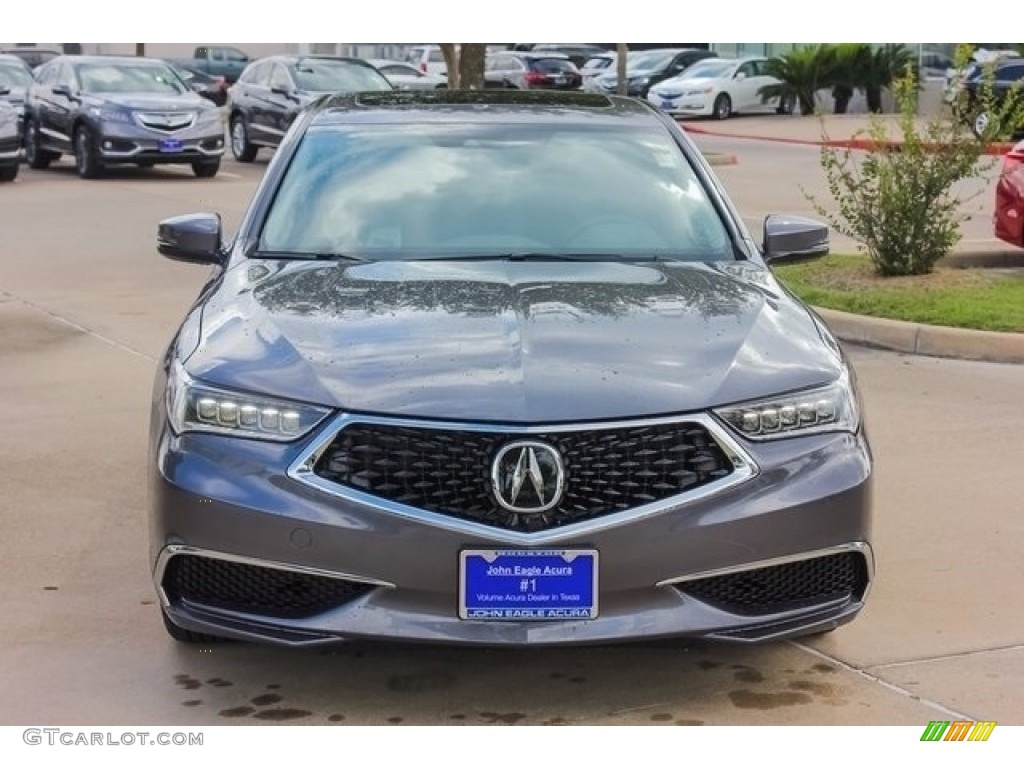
top-left (533, 58), bottom-right (577, 73)
top-left (626, 52), bottom-right (675, 71)
top-left (77, 63), bottom-right (188, 94)
top-left (291, 59), bottom-right (393, 92)
top-left (259, 123), bottom-right (733, 261)
top-left (0, 61), bottom-right (32, 88)
top-left (680, 60), bottom-right (734, 80)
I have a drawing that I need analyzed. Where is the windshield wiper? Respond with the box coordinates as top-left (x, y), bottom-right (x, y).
top-left (249, 250), bottom-right (370, 263)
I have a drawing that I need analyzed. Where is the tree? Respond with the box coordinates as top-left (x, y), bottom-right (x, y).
top-left (759, 45), bottom-right (834, 115)
top-left (438, 44), bottom-right (487, 90)
top-left (616, 43), bottom-right (628, 96)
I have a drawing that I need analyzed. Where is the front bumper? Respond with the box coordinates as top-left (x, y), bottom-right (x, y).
top-left (149, 405), bottom-right (874, 647)
top-left (648, 93), bottom-right (713, 116)
top-left (95, 120), bottom-right (225, 164)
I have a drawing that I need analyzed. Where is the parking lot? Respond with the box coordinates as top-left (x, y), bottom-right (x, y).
top-left (1, 147), bottom-right (1022, 726)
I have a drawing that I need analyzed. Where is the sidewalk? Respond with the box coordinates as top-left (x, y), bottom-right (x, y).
top-left (680, 114), bottom-right (1018, 155)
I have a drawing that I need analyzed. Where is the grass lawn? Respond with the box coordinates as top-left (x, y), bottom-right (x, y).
top-left (773, 254), bottom-right (1024, 333)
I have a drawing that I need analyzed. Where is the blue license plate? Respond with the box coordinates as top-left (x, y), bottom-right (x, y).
top-left (159, 139), bottom-right (183, 153)
top-left (661, 100), bottom-right (675, 110)
top-left (459, 549), bottom-right (598, 620)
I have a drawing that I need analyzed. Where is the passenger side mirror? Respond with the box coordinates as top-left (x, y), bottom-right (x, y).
top-left (271, 85), bottom-right (296, 99)
top-left (763, 215), bottom-right (829, 263)
top-left (53, 84), bottom-right (74, 97)
top-left (0, 85), bottom-right (8, 96)
top-left (735, 71), bottom-right (747, 80)
top-left (158, 213), bottom-right (224, 265)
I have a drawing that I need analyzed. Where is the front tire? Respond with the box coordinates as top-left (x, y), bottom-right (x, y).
top-left (0, 163), bottom-right (17, 182)
top-left (24, 119), bottom-right (56, 169)
top-left (74, 125), bottom-right (104, 179)
top-left (230, 115), bottom-right (257, 162)
top-left (713, 93), bottom-right (732, 120)
top-left (192, 159), bottom-right (221, 178)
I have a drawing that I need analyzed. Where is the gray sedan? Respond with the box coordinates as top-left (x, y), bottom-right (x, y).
top-left (151, 90), bottom-right (872, 647)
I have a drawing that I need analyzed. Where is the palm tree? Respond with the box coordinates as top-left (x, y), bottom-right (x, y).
top-left (759, 45), bottom-right (835, 116)
top-left (860, 44), bottom-right (914, 113)
top-left (830, 43), bottom-right (870, 114)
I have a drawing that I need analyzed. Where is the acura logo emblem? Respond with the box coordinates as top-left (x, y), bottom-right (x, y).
top-left (491, 441), bottom-right (565, 514)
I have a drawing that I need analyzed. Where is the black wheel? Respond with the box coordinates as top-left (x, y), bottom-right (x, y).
top-left (230, 115), bottom-right (257, 162)
top-left (161, 608), bottom-right (227, 644)
top-left (24, 119), bottom-right (56, 169)
top-left (776, 95), bottom-right (795, 115)
top-left (713, 93), bottom-right (732, 120)
top-left (192, 159), bottom-right (221, 178)
top-left (0, 163), bottom-right (17, 182)
top-left (73, 125), bottom-right (103, 179)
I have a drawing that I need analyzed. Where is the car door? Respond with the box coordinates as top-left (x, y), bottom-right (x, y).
top-left (730, 60), bottom-right (760, 111)
top-left (747, 58), bottom-right (775, 111)
top-left (240, 61), bottom-right (274, 145)
top-left (46, 62), bottom-right (77, 152)
top-left (268, 64), bottom-right (300, 140)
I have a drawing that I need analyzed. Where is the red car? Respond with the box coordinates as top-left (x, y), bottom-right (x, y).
top-left (995, 140), bottom-right (1024, 247)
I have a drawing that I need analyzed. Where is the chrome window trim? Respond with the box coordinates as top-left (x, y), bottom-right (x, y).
top-left (153, 544), bottom-right (395, 609)
top-left (287, 412), bottom-right (760, 545)
top-left (657, 541), bottom-right (875, 602)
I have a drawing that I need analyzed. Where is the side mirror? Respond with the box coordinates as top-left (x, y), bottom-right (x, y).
top-left (53, 84), bottom-right (73, 97)
top-left (158, 213), bottom-right (224, 265)
top-left (734, 71), bottom-right (747, 81)
top-left (763, 215), bottom-right (829, 263)
top-left (0, 85), bottom-right (8, 96)
top-left (271, 85), bottom-right (295, 99)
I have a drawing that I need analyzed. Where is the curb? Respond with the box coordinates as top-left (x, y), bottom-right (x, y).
top-left (682, 123), bottom-right (1015, 156)
top-left (814, 307), bottom-right (1024, 364)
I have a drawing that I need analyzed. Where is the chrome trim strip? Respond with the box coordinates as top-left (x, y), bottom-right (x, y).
top-left (656, 541), bottom-right (875, 591)
top-left (99, 142), bottom-right (224, 159)
top-left (0, 149), bottom-right (18, 160)
top-left (153, 544), bottom-right (396, 609)
top-left (134, 112), bottom-right (197, 132)
top-left (286, 412), bottom-right (760, 546)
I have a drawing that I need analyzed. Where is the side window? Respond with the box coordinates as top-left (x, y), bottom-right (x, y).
top-left (737, 62), bottom-right (756, 78)
top-left (225, 48), bottom-right (248, 63)
top-left (269, 64), bottom-right (292, 91)
top-left (210, 48), bottom-right (226, 63)
top-left (999, 64), bottom-right (1024, 82)
top-left (245, 62), bottom-right (269, 86)
top-left (56, 63), bottom-right (74, 88)
top-left (36, 62), bottom-right (56, 85)
top-left (406, 49), bottom-right (422, 65)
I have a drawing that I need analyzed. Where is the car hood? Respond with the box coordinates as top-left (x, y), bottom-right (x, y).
top-left (87, 92), bottom-right (205, 111)
top-left (653, 76), bottom-right (718, 91)
top-left (186, 259), bottom-right (842, 423)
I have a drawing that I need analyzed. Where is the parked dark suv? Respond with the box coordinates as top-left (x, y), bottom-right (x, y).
top-left (227, 55), bottom-right (392, 162)
top-left (24, 55), bottom-right (226, 178)
top-left (484, 52), bottom-right (583, 90)
top-left (955, 58), bottom-right (1024, 137)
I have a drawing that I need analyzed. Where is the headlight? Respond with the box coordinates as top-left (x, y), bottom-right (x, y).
top-left (166, 361), bottom-right (331, 442)
top-left (714, 368), bottom-right (859, 441)
top-left (89, 107), bottom-right (134, 123)
top-left (196, 108), bottom-right (221, 125)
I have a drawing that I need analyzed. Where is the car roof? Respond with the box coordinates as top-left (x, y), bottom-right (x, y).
top-left (506, 51), bottom-right (571, 59)
top-left (51, 55), bottom-right (178, 67)
top-left (0, 53), bottom-right (32, 66)
top-left (307, 90), bottom-right (662, 128)
top-left (253, 55), bottom-right (376, 68)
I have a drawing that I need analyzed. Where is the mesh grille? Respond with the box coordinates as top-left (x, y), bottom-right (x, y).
top-left (677, 552), bottom-right (868, 616)
top-left (163, 555), bottom-right (375, 619)
top-left (313, 421), bottom-right (734, 533)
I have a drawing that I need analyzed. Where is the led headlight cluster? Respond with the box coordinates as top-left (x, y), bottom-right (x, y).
top-left (714, 369), bottom-right (859, 441)
top-left (166, 362), bottom-right (331, 441)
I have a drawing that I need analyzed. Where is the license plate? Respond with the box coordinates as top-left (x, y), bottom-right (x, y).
top-left (661, 100), bottom-right (675, 110)
top-left (459, 549), bottom-right (598, 621)
top-left (159, 139), bottom-right (183, 153)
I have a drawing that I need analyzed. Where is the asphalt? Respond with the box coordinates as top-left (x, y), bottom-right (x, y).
top-left (689, 115), bottom-right (1024, 364)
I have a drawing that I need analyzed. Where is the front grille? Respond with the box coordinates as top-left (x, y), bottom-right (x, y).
top-left (313, 421), bottom-right (734, 533)
top-left (676, 552), bottom-right (869, 616)
top-left (162, 555), bottom-right (375, 619)
top-left (137, 112), bottom-right (195, 132)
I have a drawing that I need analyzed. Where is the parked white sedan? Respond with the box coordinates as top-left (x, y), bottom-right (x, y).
top-left (647, 57), bottom-right (793, 119)
top-left (370, 59), bottom-right (447, 90)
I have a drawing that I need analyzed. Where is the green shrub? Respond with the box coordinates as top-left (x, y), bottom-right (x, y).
top-left (807, 60), bottom-right (1003, 276)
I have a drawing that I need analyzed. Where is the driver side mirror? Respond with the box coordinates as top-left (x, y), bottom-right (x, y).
top-left (734, 71), bottom-right (747, 80)
top-left (158, 213), bottom-right (224, 265)
top-left (53, 84), bottom-right (74, 98)
top-left (0, 85), bottom-right (8, 97)
top-left (763, 215), bottom-right (829, 263)
top-left (271, 85), bottom-right (297, 100)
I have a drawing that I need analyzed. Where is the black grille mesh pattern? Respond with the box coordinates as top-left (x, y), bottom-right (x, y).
top-left (163, 555), bottom-right (374, 619)
top-left (313, 421), bottom-right (734, 533)
top-left (677, 552), bottom-right (868, 616)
